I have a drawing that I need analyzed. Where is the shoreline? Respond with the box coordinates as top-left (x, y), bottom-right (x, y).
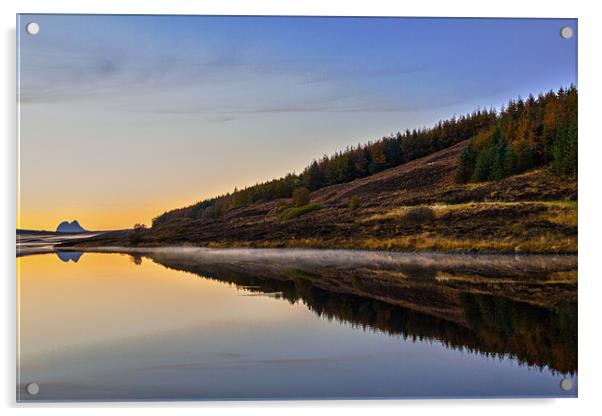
top-left (17, 224), bottom-right (578, 258)
top-left (68, 245), bottom-right (577, 259)
top-left (16, 239), bottom-right (579, 257)
top-left (19, 245), bottom-right (578, 279)
top-left (52, 244), bottom-right (579, 259)
top-left (57, 237), bottom-right (578, 256)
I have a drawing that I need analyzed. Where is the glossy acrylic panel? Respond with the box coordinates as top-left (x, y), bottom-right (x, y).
top-left (17, 15), bottom-right (578, 401)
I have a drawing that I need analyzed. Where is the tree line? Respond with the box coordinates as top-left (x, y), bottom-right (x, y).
top-left (455, 86), bottom-right (577, 183)
top-left (152, 86), bottom-right (576, 227)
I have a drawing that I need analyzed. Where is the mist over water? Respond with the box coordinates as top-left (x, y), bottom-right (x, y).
top-left (82, 246), bottom-right (578, 276)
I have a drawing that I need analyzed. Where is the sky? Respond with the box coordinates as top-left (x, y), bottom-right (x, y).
top-left (17, 15), bottom-right (577, 231)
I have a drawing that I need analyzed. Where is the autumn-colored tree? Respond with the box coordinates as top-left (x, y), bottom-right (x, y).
top-left (457, 86), bottom-right (577, 183)
top-left (292, 187), bottom-right (311, 207)
top-left (368, 142), bottom-right (387, 174)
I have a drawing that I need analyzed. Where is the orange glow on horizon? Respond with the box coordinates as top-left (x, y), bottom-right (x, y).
top-left (17, 196), bottom-right (201, 231)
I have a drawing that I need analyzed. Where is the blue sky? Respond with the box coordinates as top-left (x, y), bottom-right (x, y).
top-left (17, 15), bottom-right (577, 229)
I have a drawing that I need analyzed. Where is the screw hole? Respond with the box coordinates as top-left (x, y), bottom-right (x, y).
top-left (26, 22), bottom-right (40, 35)
top-left (560, 26), bottom-right (573, 40)
top-left (560, 378), bottom-right (573, 391)
top-left (26, 382), bottom-right (39, 395)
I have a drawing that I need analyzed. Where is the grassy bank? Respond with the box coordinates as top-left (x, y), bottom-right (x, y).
top-left (200, 234), bottom-right (577, 254)
top-left (64, 198), bottom-right (577, 255)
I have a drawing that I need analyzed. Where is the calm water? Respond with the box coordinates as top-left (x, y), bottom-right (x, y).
top-left (17, 248), bottom-right (577, 401)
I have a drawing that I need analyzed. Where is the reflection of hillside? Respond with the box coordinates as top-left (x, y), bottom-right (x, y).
top-left (143, 253), bottom-right (577, 375)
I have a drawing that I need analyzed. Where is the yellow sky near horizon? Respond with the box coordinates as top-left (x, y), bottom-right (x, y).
top-left (17, 201), bottom-right (170, 231)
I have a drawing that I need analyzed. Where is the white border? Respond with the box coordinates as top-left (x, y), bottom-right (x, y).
top-left (2, 1), bottom-right (601, 415)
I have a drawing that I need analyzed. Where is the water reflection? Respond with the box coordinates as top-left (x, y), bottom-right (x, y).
top-left (55, 251), bottom-right (83, 263)
top-left (18, 248), bottom-right (577, 400)
top-left (132, 248), bottom-right (577, 375)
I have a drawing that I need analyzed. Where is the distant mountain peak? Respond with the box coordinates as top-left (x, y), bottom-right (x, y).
top-left (56, 220), bottom-right (86, 233)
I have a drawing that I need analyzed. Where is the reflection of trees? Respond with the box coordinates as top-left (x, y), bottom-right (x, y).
top-left (461, 294), bottom-right (577, 375)
top-left (151, 257), bottom-right (577, 375)
top-left (129, 254), bottom-right (143, 265)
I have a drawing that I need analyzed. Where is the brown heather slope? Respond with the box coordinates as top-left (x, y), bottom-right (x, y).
top-left (310, 141), bottom-right (576, 206)
top-left (65, 140), bottom-right (577, 253)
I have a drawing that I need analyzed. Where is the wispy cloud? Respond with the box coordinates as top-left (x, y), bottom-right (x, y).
top-left (19, 37), bottom-right (435, 118)
top-left (298, 63), bottom-right (430, 85)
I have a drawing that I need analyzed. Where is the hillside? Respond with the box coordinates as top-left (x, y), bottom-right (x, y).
top-left (64, 140), bottom-right (577, 254)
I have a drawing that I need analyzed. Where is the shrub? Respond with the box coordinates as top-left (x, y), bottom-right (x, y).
top-left (400, 207), bottom-right (436, 225)
top-left (278, 203), bottom-right (321, 221)
top-left (273, 201), bottom-right (290, 214)
top-left (349, 195), bottom-right (361, 211)
top-left (128, 227), bottom-right (146, 244)
top-left (292, 187), bottom-right (311, 207)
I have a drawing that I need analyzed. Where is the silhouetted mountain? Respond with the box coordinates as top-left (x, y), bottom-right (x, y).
top-left (56, 220), bottom-right (86, 233)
